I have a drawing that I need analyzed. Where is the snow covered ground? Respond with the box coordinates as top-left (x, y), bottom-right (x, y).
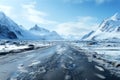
top-left (0, 41), bottom-right (120, 80)
top-left (0, 40), bottom-right (54, 55)
top-left (6, 42), bottom-right (120, 80)
top-left (0, 44), bottom-right (57, 80)
top-left (72, 41), bottom-right (120, 77)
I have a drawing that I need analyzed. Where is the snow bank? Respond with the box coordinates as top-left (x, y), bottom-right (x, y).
top-left (71, 41), bottom-right (120, 77)
top-left (0, 40), bottom-right (54, 55)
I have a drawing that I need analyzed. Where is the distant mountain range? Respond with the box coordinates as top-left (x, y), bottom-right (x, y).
top-left (0, 11), bottom-right (62, 40)
top-left (1, 11), bottom-right (120, 41)
top-left (82, 13), bottom-right (120, 41)
top-left (30, 25), bottom-right (63, 40)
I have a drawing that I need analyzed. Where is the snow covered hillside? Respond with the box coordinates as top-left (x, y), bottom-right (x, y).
top-left (0, 11), bottom-right (41, 40)
top-left (0, 11), bottom-right (62, 40)
top-left (30, 25), bottom-right (63, 40)
top-left (30, 24), bottom-right (50, 36)
top-left (82, 13), bottom-right (120, 41)
top-left (0, 11), bottom-right (23, 39)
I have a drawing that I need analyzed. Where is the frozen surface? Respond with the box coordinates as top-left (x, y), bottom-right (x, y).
top-left (72, 41), bottom-right (120, 77)
top-left (0, 41), bottom-right (120, 80)
top-left (0, 41), bottom-right (56, 80)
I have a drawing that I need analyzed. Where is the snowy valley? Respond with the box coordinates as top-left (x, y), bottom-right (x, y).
top-left (0, 11), bottom-right (120, 80)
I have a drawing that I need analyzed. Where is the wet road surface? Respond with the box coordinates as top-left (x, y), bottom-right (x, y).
top-left (0, 43), bottom-right (120, 80)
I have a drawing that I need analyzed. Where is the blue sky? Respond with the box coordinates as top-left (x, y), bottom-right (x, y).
top-left (0, 0), bottom-right (120, 39)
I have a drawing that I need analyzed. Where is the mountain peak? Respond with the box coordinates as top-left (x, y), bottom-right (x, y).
top-left (82, 13), bottom-right (120, 40)
top-left (110, 13), bottom-right (120, 20)
top-left (30, 24), bottom-right (50, 33)
top-left (98, 13), bottom-right (120, 32)
top-left (0, 11), bottom-right (6, 19)
top-left (33, 24), bottom-right (40, 30)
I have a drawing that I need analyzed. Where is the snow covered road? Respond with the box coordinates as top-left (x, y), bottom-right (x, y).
top-left (0, 45), bottom-right (57, 80)
top-left (0, 43), bottom-right (120, 80)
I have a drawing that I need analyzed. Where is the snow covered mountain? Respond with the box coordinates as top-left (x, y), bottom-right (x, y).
top-left (0, 11), bottom-right (40, 40)
top-left (81, 31), bottom-right (94, 40)
top-left (82, 13), bottom-right (120, 40)
top-left (0, 11), bottom-right (62, 40)
top-left (30, 25), bottom-right (63, 40)
top-left (30, 25), bottom-right (50, 36)
top-left (0, 11), bottom-right (22, 39)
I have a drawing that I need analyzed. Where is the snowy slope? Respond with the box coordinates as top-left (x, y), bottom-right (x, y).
top-left (30, 25), bottom-right (63, 40)
top-left (0, 11), bottom-right (62, 40)
top-left (83, 13), bottom-right (120, 40)
top-left (0, 11), bottom-right (23, 39)
top-left (81, 31), bottom-right (94, 40)
top-left (30, 25), bottom-right (50, 36)
top-left (0, 11), bottom-right (41, 40)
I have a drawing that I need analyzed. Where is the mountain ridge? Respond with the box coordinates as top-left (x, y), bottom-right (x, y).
top-left (0, 11), bottom-right (62, 40)
top-left (30, 25), bottom-right (63, 40)
top-left (82, 13), bottom-right (120, 41)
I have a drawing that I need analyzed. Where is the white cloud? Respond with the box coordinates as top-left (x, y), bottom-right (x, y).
top-left (21, 2), bottom-right (57, 25)
top-left (55, 16), bottom-right (98, 39)
top-left (64, 0), bottom-right (112, 4)
top-left (0, 1), bottom-right (57, 29)
top-left (0, 5), bottom-right (13, 17)
top-left (95, 0), bottom-right (111, 4)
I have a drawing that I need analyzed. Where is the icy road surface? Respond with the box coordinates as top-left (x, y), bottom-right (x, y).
top-left (0, 43), bottom-right (120, 80)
